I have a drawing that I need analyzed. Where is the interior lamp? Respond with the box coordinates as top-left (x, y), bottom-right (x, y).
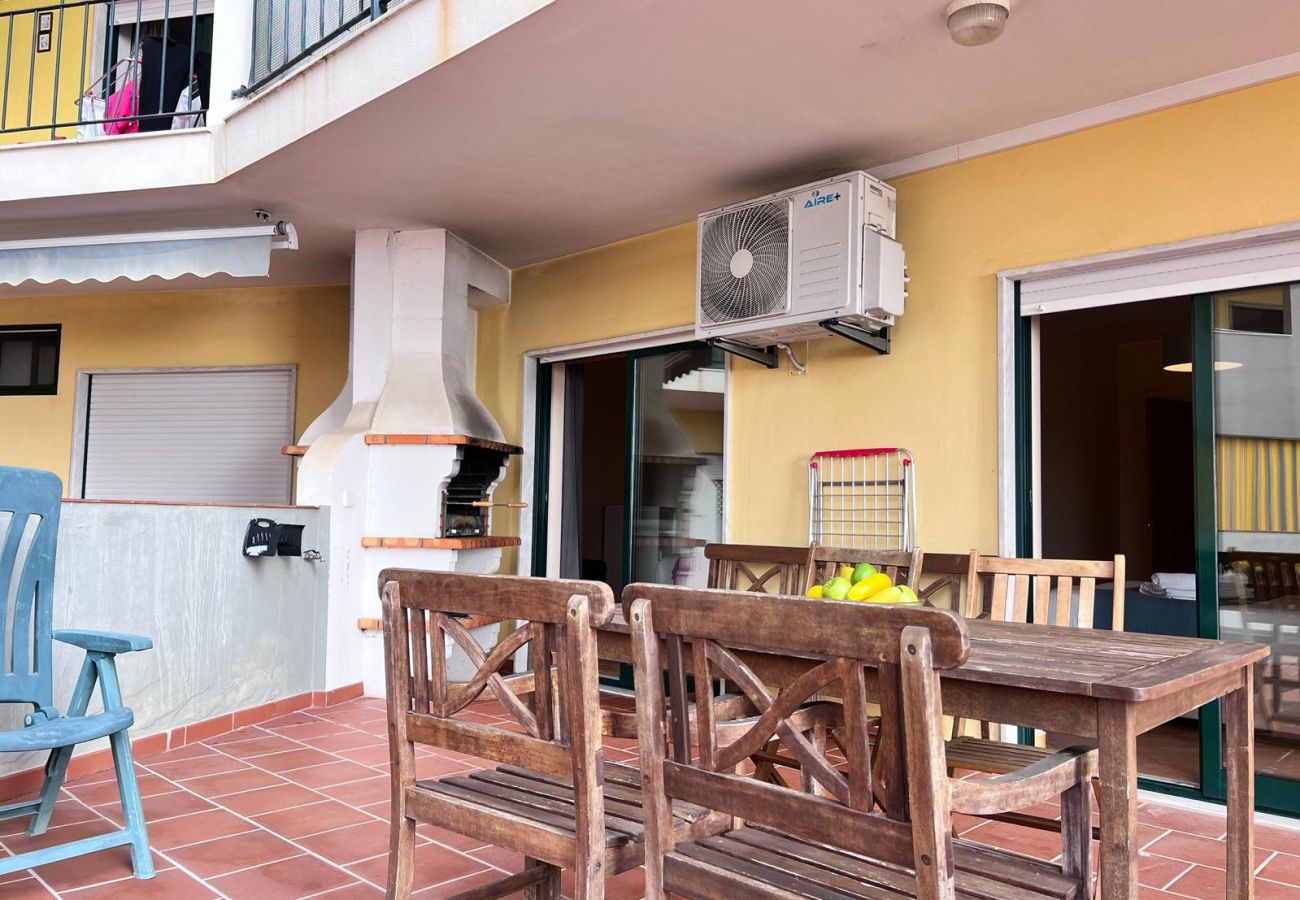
top-left (946, 0), bottom-right (1011, 46)
top-left (1162, 329), bottom-right (1242, 372)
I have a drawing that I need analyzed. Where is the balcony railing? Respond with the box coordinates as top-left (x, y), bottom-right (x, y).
top-left (0, 0), bottom-right (210, 142)
top-left (237, 0), bottom-right (383, 98)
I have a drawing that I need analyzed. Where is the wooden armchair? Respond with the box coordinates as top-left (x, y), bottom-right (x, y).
top-left (705, 542), bottom-right (814, 594)
top-left (379, 570), bottom-right (721, 899)
top-left (947, 552), bottom-right (1125, 838)
top-left (627, 584), bottom-right (1097, 899)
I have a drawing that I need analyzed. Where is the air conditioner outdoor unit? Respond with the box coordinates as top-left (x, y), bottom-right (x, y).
top-left (695, 171), bottom-right (906, 350)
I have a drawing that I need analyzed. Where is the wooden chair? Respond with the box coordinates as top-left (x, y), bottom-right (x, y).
top-left (705, 542), bottom-right (814, 594)
top-left (947, 552), bottom-right (1125, 838)
top-left (627, 583), bottom-right (1097, 900)
top-left (914, 552), bottom-right (977, 614)
top-left (0, 467), bottom-right (154, 880)
top-left (806, 543), bottom-right (923, 594)
top-left (379, 570), bottom-right (722, 899)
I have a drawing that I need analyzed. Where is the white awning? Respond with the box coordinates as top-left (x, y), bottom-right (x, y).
top-left (0, 224), bottom-right (297, 287)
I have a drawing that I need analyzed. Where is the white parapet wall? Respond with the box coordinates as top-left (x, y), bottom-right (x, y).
top-left (0, 500), bottom-right (330, 779)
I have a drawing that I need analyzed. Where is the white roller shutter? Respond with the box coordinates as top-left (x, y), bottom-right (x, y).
top-left (114, 0), bottom-right (214, 27)
top-left (82, 368), bottom-right (294, 504)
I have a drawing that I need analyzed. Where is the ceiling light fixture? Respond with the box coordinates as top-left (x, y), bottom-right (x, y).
top-left (1162, 329), bottom-right (1243, 373)
top-left (946, 0), bottom-right (1010, 46)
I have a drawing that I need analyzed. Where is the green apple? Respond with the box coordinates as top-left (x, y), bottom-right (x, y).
top-left (851, 562), bottom-right (877, 584)
top-left (822, 577), bottom-right (851, 601)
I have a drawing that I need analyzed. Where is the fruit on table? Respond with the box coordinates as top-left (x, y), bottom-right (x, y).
top-left (848, 572), bottom-right (893, 601)
top-left (839, 565), bottom-right (856, 582)
top-left (807, 584), bottom-right (824, 599)
top-left (869, 586), bottom-right (904, 604)
top-left (851, 562), bottom-right (877, 584)
top-left (823, 577), bottom-right (852, 601)
top-left (897, 585), bottom-right (920, 605)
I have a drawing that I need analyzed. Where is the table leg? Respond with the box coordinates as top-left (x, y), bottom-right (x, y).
top-left (1224, 668), bottom-right (1255, 900)
top-left (1097, 701), bottom-right (1138, 900)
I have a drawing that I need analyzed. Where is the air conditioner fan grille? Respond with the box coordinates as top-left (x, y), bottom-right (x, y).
top-left (699, 200), bottom-right (789, 323)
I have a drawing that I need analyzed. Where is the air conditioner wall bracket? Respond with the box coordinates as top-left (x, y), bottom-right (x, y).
top-left (706, 338), bottom-right (779, 369)
top-left (820, 319), bottom-right (891, 355)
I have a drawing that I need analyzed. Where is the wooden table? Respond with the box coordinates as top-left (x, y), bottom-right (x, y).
top-left (597, 613), bottom-right (1270, 900)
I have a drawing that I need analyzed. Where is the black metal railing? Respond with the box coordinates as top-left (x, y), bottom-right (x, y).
top-left (237, 0), bottom-right (381, 98)
top-left (0, 0), bottom-right (211, 141)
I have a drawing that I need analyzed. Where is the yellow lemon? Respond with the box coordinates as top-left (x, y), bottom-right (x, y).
top-left (839, 566), bottom-right (855, 582)
top-left (807, 584), bottom-right (824, 599)
top-left (857, 572), bottom-right (893, 599)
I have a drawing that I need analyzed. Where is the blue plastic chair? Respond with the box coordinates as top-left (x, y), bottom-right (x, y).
top-left (0, 467), bottom-right (154, 880)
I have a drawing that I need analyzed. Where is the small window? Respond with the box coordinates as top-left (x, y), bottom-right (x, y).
top-left (1214, 285), bottom-right (1291, 335)
top-left (0, 326), bottom-right (60, 396)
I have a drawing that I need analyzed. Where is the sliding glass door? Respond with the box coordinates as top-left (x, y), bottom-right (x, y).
top-left (1025, 283), bottom-right (1300, 814)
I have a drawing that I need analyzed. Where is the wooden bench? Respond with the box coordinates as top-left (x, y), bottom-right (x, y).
top-left (626, 583), bottom-right (1097, 900)
top-left (379, 570), bottom-right (723, 899)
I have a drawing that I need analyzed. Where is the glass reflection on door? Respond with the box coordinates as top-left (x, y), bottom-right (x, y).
top-left (627, 345), bottom-right (726, 588)
top-left (1214, 284), bottom-right (1300, 787)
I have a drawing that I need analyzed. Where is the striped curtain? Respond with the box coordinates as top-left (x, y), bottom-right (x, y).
top-left (1217, 436), bottom-right (1300, 532)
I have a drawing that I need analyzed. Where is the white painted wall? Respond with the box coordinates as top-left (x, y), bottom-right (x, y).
top-left (0, 501), bottom-right (329, 779)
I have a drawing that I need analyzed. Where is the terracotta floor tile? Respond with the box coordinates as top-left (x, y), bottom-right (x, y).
top-left (412, 868), bottom-right (519, 898)
top-left (168, 829), bottom-right (301, 879)
top-left (94, 790), bottom-right (215, 825)
top-left (253, 800), bottom-right (376, 840)
top-left (61, 867), bottom-right (217, 898)
top-left (348, 841), bottom-right (486, 891)
top-left (335, 746), bottom-right (391, 767)
top-left (298, 820), bottom-right (403, 865)
top-left (142, 745), bottom-right (214, 766)
top-left (302, 732), bottom-right (385, 754)
top-left (205, 725), bottom-right (270, 746)
top-left (0, 799), bottom-right (103, 837)
top-left (1, 820), bottom-right (125, 856)
top-left (312, 883), bottom-right (383, 898)
top-left (252, 748), bottom-right (340, 773)
top-left (319, 777), bottom-right (392, 807)
top-left (282, 761), bottom-right (378, 789)
top-left (467, 843), bottom-right (523, 873)
top-left (961, 819), bottom-right (1064, 861)
top-left (144, 808), bottom-right (258, 851)
top-left (267, 721), bottom-right (350, 742)
top-left (258, 713), bottom-right (320, 729)
top-left (215, 783), bottom-right (325, 817)
top-left (413, 756), bottom-right (474, 780)
top-left (1144, 829), bottom-right (1269, 869)
top-left (1259, 852), bottom-right (1300, 887)
top-left (1137, 852), bottom-right (1194, 889)
top-left (148, 754), bottom-right (251, 782)
top-left (182, 767), bottom-right (290, 799)
top-left (210, 853), bottom-right (358, 898)
top-left (64, 774), bottom-right (174, 806)
top-left (1255, 822), bottom-right (1300, 856)
top-left (1137, 803), bottom-right (1229, 839)
top-left (217, 736), bottom-right (303, 760)
top-left (1166, 864), bottom-right (1300, 899)
top-left (0, 877), bottom-right (52, 898)
top-left (29, 841), bottom-right (169, 893)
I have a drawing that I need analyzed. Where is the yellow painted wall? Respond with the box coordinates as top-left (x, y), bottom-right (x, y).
top-left (479, 74), bottom-right (1300, 564)
top-left (0, 285), bottom-right (350, 491)
top-left (0, 0), bottom-right (96, 144)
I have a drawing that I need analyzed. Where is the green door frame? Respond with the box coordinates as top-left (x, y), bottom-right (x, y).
top-left (1016, 286), bottom-right (1300, 816)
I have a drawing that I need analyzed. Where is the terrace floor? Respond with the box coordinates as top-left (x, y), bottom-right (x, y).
top-left (0, 697), bottom-right (1296, 898)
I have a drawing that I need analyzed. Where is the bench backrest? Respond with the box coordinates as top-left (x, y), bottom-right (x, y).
top-left (704, 543), bottom-right (813, 594)
top-left (626, 583), bottom-right (971, 894)
top-left (379, 569), bottom-right (614, 785)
